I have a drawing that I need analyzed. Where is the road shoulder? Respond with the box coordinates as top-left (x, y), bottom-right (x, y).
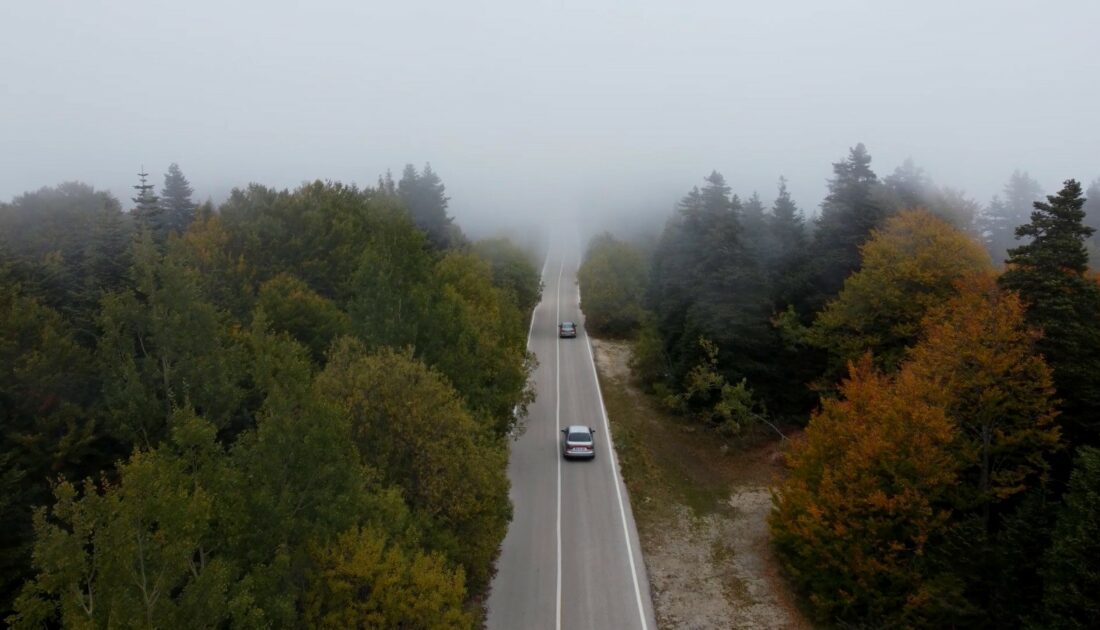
top-left (591, 339), bottom-right (811, 630)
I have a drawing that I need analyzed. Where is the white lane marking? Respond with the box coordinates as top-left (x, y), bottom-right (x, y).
top-left (555, 252), bottom-right (564, 630)
top-left (577, 267), bottom-right (650, 630)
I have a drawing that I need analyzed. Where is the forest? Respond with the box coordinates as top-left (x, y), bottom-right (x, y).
top-left (0, 164), bottom-right (542, 627)
top-left (577, 144), bottom-right (1100, 628)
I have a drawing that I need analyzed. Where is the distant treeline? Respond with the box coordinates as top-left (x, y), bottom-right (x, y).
top-left (577, 144), bottom-right (1100, 628)
top-left (0, 164), bottom-right (542, 627)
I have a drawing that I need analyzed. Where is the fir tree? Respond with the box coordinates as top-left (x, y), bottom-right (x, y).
top-left (806, 143), bottom-right (885, 308)
top-left (770, 176), bottom-right (805, 255)
top-left (397, 163), bottom-right (456, 249)
top-left (980, 171), bottom-right (1043, 266)
top-left (131, 167), bottom-right (163, 241)
top-left (1041, 446), bottom-right (1100, 627)
top-left (1000, 179), bottom-right (1100, 448)
top-left (160, 163), bottom-right (196, 235)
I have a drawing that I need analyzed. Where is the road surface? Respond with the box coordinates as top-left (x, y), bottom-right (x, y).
top-left (487, 238), bottom-right (657, 630)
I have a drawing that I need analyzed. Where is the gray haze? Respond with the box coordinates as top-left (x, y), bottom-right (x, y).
top-left (3, 0), bottom-right (1098, 236)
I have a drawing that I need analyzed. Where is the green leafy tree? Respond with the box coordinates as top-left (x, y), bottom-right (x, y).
top-left (472, 237), bottom-right (542, 313)
top-left (256, 273), bottom-right (350, 363)
top-left (999, 179), bottom-right (1100, 448)
top-left (9, 414), bottom-right (250, 629)
top-left (160, 162), bottom-right (197, 235)
top-left (0, 182), bottom-right (129, 334)
top-left (96, 233), bottom-right (246, 448)
top-left (0, 286), bottom-right (102, 618)
top-left (577, 232), bottom-right (648, 336)
top-left (315, 340), bottom-right (511, 593)
top-left (811, 210), bottom-right (992, 376)
top-left (420, 251), bottom-right (534, 437)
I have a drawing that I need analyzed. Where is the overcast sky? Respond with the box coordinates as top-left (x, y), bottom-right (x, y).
top-left (3, 0), bottom-right (1098, 235)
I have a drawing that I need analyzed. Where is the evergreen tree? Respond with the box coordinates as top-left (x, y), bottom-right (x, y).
top-left (769, 177), bottom-right (805, 257)
top-left (740, 191), bottom-right (772, 261)
top-left (376, 169), bottom-right (397, 197)
top-left (999, 179), bottom-right (1100, 448)
top-left (397, 163), bottom-right (456, 249)
top-left (980, 171), bottom-right (1043, 266)
top-left (1041, 446), bottom-right (1100, 627)
top-left (131, 167), bottom-right (164, 241)
top-left (1083, 178), bottom-right (1100, 265)
top-left (160, 163), bottom-right (196, 235)
top-left (649, 172), bottom-right (776, 409)
top-left (881, 157), bottom-right (932, 211)
top-left (806, 143), bottom-right (885, 309)
top-left (768, 177), bottom-right (808, 308)
top-left (83, 197), bottom-right (132, 299)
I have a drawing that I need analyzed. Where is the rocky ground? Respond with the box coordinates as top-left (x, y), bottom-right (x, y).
top-left (592, 339), bottom-right (810, 630)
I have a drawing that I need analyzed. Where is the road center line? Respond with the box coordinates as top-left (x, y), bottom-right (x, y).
top-left (555, 251), bottom-right (564, 630)
top-left (577, 260), bottom-right (650, 630)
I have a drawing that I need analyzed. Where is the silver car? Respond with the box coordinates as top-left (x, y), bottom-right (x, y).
top-left (561, 425), bottom-right (596, 459)
top-left (559, 321), bottom-right (577, 338)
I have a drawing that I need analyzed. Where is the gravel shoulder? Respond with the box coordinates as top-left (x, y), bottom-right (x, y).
top-left (592, 339), bottom-right (810, 630)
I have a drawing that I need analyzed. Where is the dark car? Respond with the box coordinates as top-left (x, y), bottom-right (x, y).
top-left (559, 321), bottom-right (577, 338)
top-left (561, 425), bottom-right (596, 459)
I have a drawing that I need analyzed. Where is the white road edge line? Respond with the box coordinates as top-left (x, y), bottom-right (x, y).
top-left (555, 253), bottom-right (564, 630)
top-left (512, 246), bottom-right (551, 429)
top-left (578, 267), bottom-right (650, 630)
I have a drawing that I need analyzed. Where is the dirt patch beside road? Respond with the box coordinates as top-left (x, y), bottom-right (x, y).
top-left (592, 339), bottom-right (809, 629)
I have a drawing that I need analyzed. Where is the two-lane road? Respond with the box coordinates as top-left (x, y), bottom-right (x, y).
top-left (487, 239), bottom-right (656, 630)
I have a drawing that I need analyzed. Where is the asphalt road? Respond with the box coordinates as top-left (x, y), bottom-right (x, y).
top-left (487, 239), bottom-right (657, 630)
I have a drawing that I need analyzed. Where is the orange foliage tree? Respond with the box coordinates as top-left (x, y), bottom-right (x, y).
top-left (770, 356), bottom-right (960, 625)
top-left (906, 274), bottom-right (1060, 527)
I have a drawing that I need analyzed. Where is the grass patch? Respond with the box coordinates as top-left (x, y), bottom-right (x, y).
top-left (595, 343), bottom-right (743, 524)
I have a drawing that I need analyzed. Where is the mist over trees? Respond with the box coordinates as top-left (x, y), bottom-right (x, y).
top-left (578, 143), bottom-right (1100, 627)
top-left (0, 164), bottom-right (540, 626)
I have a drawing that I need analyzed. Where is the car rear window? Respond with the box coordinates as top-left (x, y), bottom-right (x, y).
top-left (567, 432), bottom-right (591, 442)
top-left (562, 323), bottom-right (574, 330)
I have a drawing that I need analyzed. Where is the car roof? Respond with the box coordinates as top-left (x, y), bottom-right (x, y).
top-left (565, 425), bottom-right (592, 434)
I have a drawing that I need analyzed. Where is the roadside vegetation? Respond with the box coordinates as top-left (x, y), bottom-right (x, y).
top-left (578, 146), bottom-right (1100, 628)
top-left (0, 165), bottom-right (541, 627)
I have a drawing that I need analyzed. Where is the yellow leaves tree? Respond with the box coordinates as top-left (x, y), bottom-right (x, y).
top-left (812, 209), bottom-right (992, 377)
top-left (770, 356), bottom-right (960, 625)
top-left (303, 527), bottom-right (472, 630)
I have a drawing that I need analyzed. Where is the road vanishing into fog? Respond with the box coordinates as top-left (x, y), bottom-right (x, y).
top-left (487, 237), bottom-right (657, 630)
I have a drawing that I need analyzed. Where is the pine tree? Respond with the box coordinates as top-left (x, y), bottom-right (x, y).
top-left (1083, 178), bottom-right (1100, 265)
top-left (999, 179), bottom-right (1100, 448)
top-left (980, 171), bottom-right (1043, 266)
top-left (160, 163), bottom-right (196, 235)
top-left (807, 143), bottom-right (885, 308)
top-left (770, 176), bottom-right (805, 256)
top-left (882, 158), bottom-right (932, 211)
top-left (1041, 446), bottom-right (1100, 627)
top-left (397, 163), bottom-right (456, 249)
top-left (131, 167), bottom-right (164, 241)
